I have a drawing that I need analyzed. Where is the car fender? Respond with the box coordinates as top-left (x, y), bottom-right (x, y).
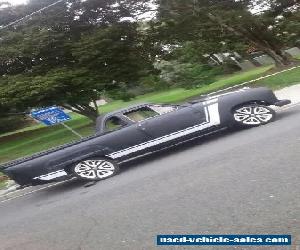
top-left (3, 147), bottom-right (113, 186)
top-left (217, 87), bottom-right (279, 126)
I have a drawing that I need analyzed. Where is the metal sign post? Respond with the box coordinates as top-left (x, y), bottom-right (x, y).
top-left (60, 122), bottom-right (83, 139)
top-left (31, 106), bottom-right (83, 139)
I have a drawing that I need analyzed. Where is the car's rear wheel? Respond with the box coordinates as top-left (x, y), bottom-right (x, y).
top-left (72, 158), bottom-right (119, 181)
top-left (232, 104), bottom-right (275, 127)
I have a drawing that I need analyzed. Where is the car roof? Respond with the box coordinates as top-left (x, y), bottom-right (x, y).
top-left (95, 102), bottom-right (183, 134)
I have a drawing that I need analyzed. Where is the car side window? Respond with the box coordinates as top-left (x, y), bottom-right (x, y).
top-left (105, 116), bottom-right (126, 131)
top-left (124, 107), bottom-right (159, 122)
top-left (149, 105), bottom-right (177, 115)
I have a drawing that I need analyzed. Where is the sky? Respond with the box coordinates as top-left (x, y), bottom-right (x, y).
top-left (1, 0), bottom-right (28, 5)
top-left (1, 0), bottom-right (270, 16)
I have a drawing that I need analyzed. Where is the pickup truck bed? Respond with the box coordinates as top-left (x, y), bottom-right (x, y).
top-left (0, 134), bottom-right (99, 170)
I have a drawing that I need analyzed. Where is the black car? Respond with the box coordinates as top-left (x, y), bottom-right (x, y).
top-left (0, 87), bottom-right (291, 186)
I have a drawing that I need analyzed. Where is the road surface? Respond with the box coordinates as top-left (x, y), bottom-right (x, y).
top-left (0, 105), bottom-right (300, 250)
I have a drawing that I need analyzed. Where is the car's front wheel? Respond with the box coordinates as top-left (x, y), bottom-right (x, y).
top-left (72, 158), bottom-right (119, 181)
top-left (232, 104), bottom-right (275, 127)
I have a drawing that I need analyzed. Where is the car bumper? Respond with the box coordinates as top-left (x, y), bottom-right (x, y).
top-left (274, 99), bottom-right (291, 107)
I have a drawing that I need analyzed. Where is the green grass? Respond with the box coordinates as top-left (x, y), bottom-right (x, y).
top-left (126, 66), bottom-right (274, 104)
top-left (255, 66), bottom-right (300, 89)
top-left (1, 65), bottom-right (299, 164)
top-left (0, 181), bottom-right (7, 190)
top-left (0, 116), bottom-right (94, 163)
top-left (294, 55), bottom-right (300, 60)
top-left (0, 172), bottom-right (7, 189)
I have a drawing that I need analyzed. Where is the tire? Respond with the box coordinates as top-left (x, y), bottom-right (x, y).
top-left (232, 104), bottom-right (275, 127)
top-left (72, 158), bottom-right (119, 181)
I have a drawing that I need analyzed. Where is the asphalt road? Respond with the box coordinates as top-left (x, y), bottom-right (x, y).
top-left (0, 105), bottom-right (300, 250)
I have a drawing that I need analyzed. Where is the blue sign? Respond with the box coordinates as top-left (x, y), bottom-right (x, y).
top-left (31, 106), bottom-right (71, 126)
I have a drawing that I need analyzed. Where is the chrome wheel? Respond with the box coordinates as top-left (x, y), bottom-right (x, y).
top-left (74, 159), bottom-right (117, 180)
top-left (233, 105), bottom-right (275, 126)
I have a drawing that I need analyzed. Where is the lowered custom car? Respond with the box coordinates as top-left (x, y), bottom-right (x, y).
top-left (0, 87), bottom-right (291, 187)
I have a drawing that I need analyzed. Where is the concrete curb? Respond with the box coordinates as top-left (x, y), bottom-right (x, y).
top-left (0, 181), bottom-right (19, 196)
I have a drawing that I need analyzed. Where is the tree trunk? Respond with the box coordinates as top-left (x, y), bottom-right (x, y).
top-left (257, 46), bottom-right (289, 67)
top-left (61, 101), bottom-right (99, 123)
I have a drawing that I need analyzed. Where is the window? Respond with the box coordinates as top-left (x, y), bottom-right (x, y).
top-left (105, 116), bottom-right (126, 131)
top-left (150, 105), bottom-right (177, 115)
top-left (124, 107), bottom-right (159, 122)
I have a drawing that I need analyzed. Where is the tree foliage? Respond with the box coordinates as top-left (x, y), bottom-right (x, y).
top-left (0, 0), bottom-right (155, 122)
top-left (156, 60), bottom-right (222, 88)
top-left (0, 0), bottom-right (299, 128)
top-left (153, 0), bottom-right (300, 66)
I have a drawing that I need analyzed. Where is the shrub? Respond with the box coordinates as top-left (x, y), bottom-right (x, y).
top-left (156, 60), bottom-right (223, 88)
top-left (0, 115), bottom-right (31, 134)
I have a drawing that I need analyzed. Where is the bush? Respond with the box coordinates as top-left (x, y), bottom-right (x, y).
top-left (220, 59), bottom-right (242, 74)
top-left (0, 115), bottom-right (31, 134)
top-left (156, 60), bottom-right (223, 88)
top-left (139, 75), bottom-right (169, 91)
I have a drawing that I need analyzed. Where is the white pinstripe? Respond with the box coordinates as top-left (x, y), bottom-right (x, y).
top-left (107, 102), bottom-right (220, 159)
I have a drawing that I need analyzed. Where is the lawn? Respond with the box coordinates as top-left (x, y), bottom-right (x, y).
top-left (0, 181), bottom-right (7, 190)
top-left (0, 172), bottom-right (8, 189)
top-left (255, 66), bottom-right (300, 89)
top-left (0, 65), bottom-right (299, 166)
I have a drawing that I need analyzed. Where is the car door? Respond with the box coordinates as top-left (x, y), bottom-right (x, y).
top-left (136, 104), bottom-right (209, 148)
top-left (97, 115), bottom-right (152, 160)
top-left (105, 106), bottom-right (198, 159)
top-left (106, 101), bottom-right (220, 160)
top-left (144, 100), bottom-right (221, 146)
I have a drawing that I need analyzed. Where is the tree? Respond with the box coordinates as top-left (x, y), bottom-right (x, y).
top-left (72, 23), bottom-right (154, 86)
top-left (0, 0), bottom-right (155, 122)
top-left (253, 0), bottom-right (300, 17)
top-left (154, 0), bottom-right (300, 67)
top-left (257, 0), bottom-right (300, 48)
top-left (0, 22), bottom-right (155, 122)
top-left (155, 60), bottom-right (222, 88)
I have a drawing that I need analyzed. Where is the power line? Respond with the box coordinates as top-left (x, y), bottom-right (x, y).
top-left (0, 0), bottom-right (65, 31)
